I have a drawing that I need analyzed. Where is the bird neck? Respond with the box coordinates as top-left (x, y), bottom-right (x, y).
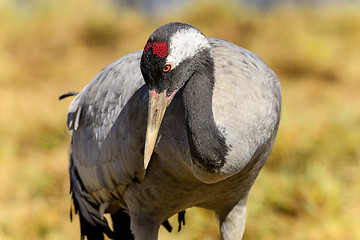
top-left (183, 55), bottom-right (229, 172)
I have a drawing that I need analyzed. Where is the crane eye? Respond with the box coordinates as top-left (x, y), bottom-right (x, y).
top-left (163, 64), bottom-right (172, 73)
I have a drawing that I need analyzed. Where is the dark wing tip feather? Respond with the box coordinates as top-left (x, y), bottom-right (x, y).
top-left (178, 210), bottom-right (186, 232)
top-left (111, 211), bottom-right (135, 240)
top-left (69, 154), bottom-right (115, 240)
top-left (59, 91), bottom-right (79, 100)
top-left (162, 220), bottom-right (172, 232)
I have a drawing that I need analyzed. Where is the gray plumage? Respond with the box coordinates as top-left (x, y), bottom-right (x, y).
top-left (66, 22), bottom-right (281, 240)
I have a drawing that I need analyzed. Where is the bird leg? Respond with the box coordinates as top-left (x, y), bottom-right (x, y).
top-left (130, 214), bottom-right (161, 240)
top-left (217, 196), bottom-right (248, 240)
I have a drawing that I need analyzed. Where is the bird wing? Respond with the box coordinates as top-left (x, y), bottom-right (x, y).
top-left (67, 50), bottom-right (148, 204)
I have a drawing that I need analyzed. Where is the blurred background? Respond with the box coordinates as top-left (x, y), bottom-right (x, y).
top-left (0, 0), bottom-right (359, 239)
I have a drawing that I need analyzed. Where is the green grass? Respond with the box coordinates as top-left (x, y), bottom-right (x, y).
top-left (0, 0), bottom-right (359, 239)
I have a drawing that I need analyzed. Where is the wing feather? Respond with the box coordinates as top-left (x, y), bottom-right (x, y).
top-left (68, 50), bottom-right (147, 203)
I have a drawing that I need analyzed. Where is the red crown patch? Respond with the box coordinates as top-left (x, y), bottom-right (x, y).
top-left (143, 42), bottom-right (168, 58)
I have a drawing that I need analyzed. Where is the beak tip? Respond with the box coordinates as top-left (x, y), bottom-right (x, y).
top-left (144, 157), bottom-right (150, 170)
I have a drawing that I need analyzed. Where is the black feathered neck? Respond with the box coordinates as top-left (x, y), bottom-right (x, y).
top-left (182, 50), bottom-right (229, 171)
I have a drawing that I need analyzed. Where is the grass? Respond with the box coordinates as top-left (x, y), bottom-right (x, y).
top-left (0, 0), bottom-right (359, 239)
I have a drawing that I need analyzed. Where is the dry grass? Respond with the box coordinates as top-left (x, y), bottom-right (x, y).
top-left (0, 0), bottom-right (359, 239)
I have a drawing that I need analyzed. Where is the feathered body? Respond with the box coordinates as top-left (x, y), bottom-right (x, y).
top-left (67, 23), bottom-right (281, 240)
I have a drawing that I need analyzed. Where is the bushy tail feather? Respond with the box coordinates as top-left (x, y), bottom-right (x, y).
top-left (111, 211), bottom-right (135, 240)
top-left (69, 154), bottom-right (116, 240)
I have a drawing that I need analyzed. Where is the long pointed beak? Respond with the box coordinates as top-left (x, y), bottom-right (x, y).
top-left (144, 90), bottom-right (169, 169)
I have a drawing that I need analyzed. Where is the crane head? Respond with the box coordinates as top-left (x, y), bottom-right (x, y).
top-left (140, 22), bottom-right (211, 169)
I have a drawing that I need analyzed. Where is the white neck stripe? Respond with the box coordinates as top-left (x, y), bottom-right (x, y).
top-left (166, 28), bottom-right (210, 69)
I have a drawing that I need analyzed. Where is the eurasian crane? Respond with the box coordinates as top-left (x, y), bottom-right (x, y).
top-left (65, 22), bottom-right (281, 240)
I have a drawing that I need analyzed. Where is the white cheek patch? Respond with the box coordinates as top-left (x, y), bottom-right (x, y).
top-left (166, 28), bottom-right (211, 69)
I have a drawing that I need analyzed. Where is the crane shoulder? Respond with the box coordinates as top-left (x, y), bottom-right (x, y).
top-left (208, 38), bottom-right (281, 177)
